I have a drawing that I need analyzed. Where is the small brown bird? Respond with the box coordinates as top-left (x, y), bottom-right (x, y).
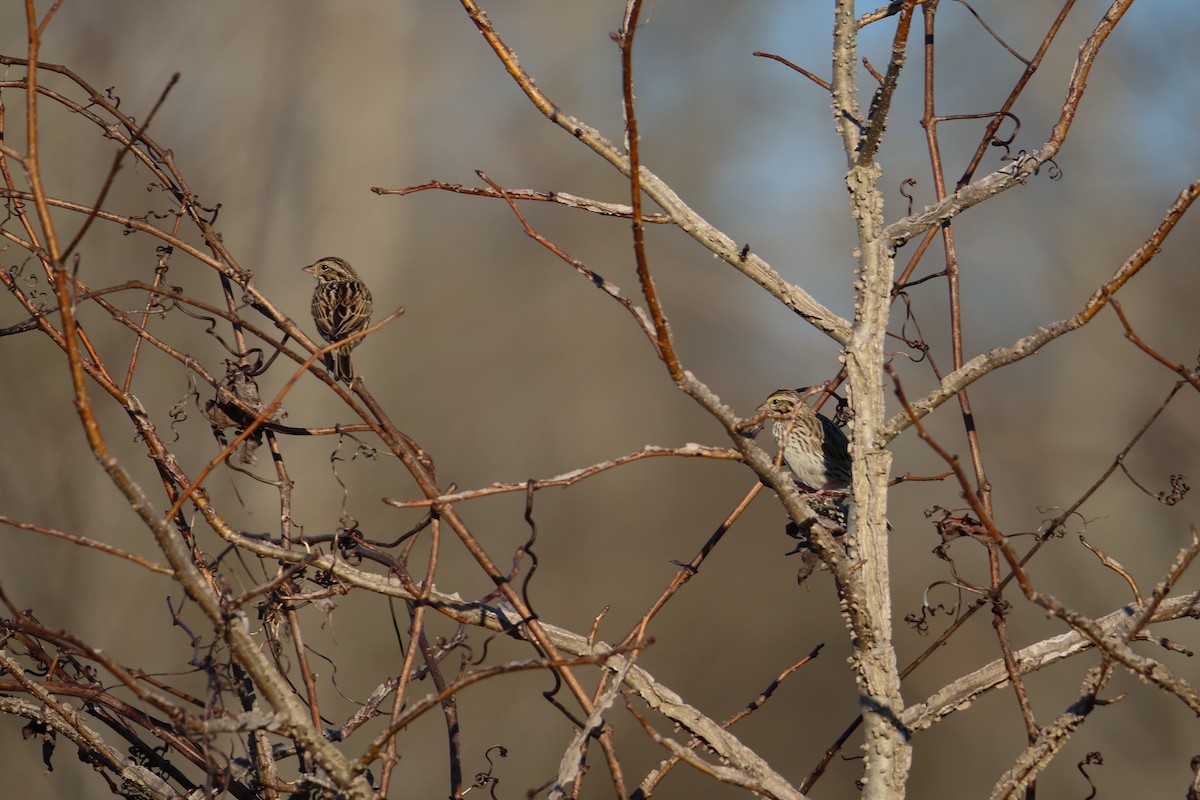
top-left (757, 387), bottom-right (852, 492)
top-left (303, 256), bottom-right (373, 383)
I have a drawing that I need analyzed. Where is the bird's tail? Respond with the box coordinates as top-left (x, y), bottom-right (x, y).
top-left (333, 348), bottom-right (355, 383)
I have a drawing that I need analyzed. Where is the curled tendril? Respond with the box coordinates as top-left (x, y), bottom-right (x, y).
top-left (899, 178), bottom-right (917, 216)
top-left (5, 257), bottom-right (53, 312)
top-left (903, 596), bottom-right (956, 636)
top-left (1158, 474), bottom-right (1189, 506)
top-left (335, 521), bottom-right (364, 565)
top-left (135, 207), bottom-right (184, 222)
top-left (1077, 751), bottom-right (1103, 800)
top-left (145, 291), bottom-right (174, 316)
top-left (1119, 461), bottom-right (1190, 506)
top-left (354, 442), bottom-right (381, 461)
top-left (174, 302), bottom-right (267, 363)
top-left (891, 297), bottom-right (932, 365)
top-left (519, 481), bottom-right (541, 622)
top-left (825, 391), bottom-right (851, 428)
top-left (3, 197), bottom-right (24, 225)
top-left (987, 111), bottom-right (1021, 156)
top-left (999, 149), bottom-right (1033, 174)
top-left (1036, 506), bottom-right (1087, 541)
top-left (167, 393), bottom-right (191, 443)
top-left (463, 745), bottom-right (508, 799)
top-left (182, 199), bottom-right (222, 223)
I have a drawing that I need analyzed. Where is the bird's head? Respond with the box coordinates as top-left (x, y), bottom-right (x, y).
top-left (303, 256), bottom-right (356, 282)
top-left (759, 387), bottom-right (810, 416)
top-left (741, 387), bottom-right (807, 438)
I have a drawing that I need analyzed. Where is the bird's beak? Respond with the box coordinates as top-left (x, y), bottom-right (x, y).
top-left (302, 263), bottom-right (317, 276)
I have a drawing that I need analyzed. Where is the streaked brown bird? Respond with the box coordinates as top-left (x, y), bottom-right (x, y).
top-left (303, 256), bottom-right (373, 383)
top-left (757, 387), bottom-right (852, 493)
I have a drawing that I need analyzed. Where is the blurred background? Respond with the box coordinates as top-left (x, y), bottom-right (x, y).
top-left (1, 1), bottom-right (1198, 797)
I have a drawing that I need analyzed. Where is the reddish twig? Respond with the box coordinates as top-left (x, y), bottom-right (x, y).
top-left (0, 515), bottom-right (173, 575)
top-left (1109, 299), bottom-right (1200, 392)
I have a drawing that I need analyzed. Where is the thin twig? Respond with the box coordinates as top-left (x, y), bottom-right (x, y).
top-left (373, 180), bottom-right (672, 223)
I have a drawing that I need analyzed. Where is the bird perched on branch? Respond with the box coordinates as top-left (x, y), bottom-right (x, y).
top-left (742, 387), bottom-right (855, 532)
top-left (756, 387), bottom-right (852, 492)
top-left (303, 256), bottom-right (373, 383)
